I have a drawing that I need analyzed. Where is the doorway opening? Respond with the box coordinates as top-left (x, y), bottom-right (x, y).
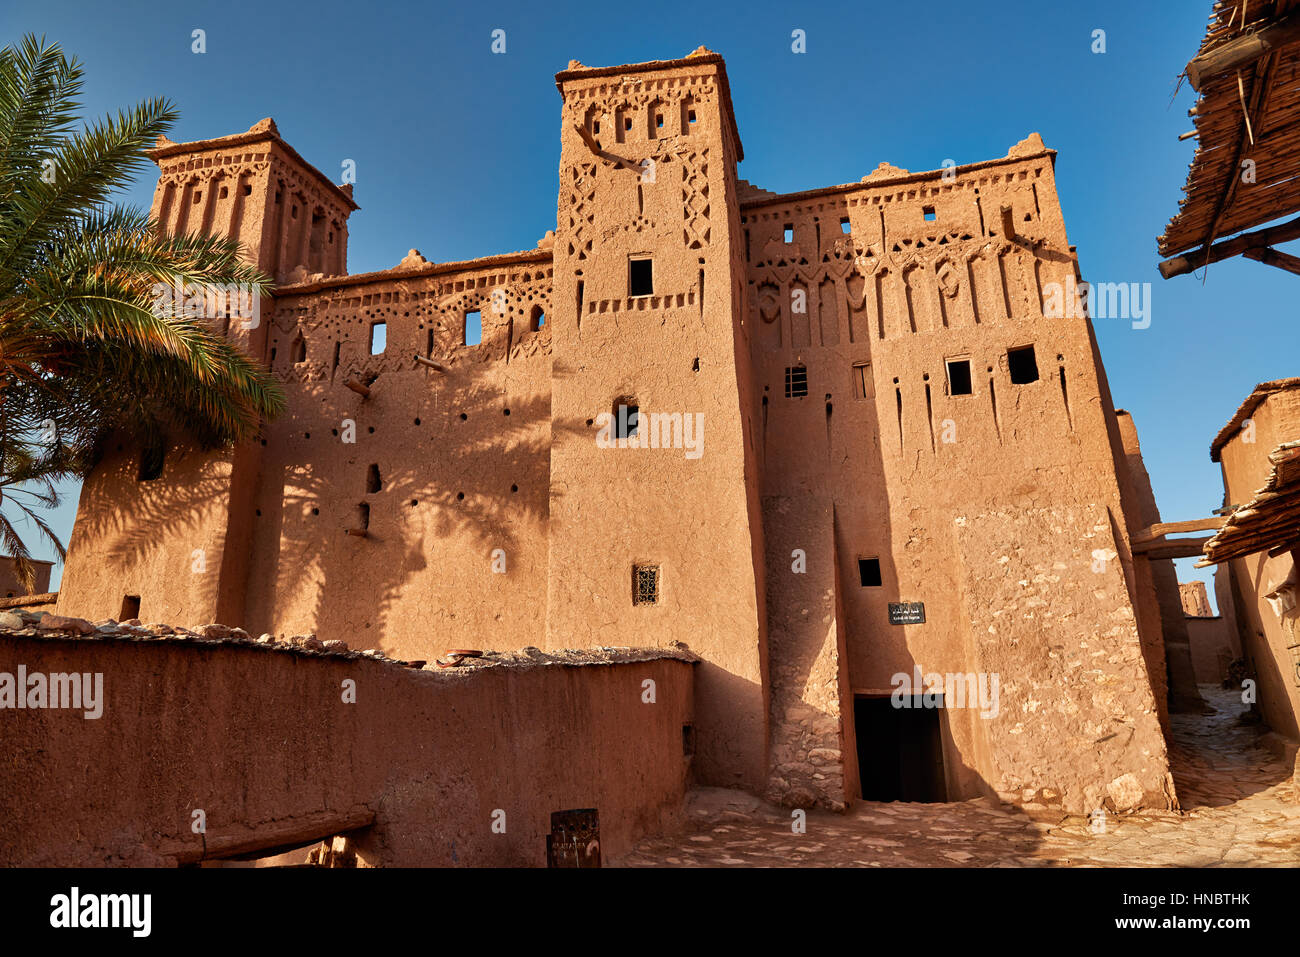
top-left (854, 694), bottom-right (947, 802)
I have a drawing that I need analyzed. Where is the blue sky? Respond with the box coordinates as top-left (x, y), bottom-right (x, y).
top-left (3, 0), bottom-right (1289, 603)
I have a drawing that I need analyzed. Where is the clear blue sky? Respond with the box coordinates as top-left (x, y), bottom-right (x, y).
top-left (4, 0), bottom-right (1290, 604)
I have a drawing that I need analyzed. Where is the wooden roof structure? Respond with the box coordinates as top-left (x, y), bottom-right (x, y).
top-left (1199, 440), bottom-right (1300, 564)
top-left (1159, 0), bottom-right (1300, 279)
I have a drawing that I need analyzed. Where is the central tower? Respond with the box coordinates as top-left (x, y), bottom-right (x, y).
top-left (545, 50), bottom-right (770, 789)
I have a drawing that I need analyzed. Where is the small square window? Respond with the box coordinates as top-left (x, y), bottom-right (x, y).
top-left (633, 564), bottom-right (660, 605)
top-left (783, 224), bottom-right (794, 244)
top-left (629, 258), bottom-right (654, 297)
top-left (785, 366), bottom-right (808, 398)
top-left (923, 206), bottom-right (936, 222)
top-left (858, 558), bottom-right (882, 587)
top-left (465, 310), bottom-right (482, 346)
top-left (1008, 345), bottom-right (1039, 384)
top-left (840, 217), bottom-right (851, 234)
top-left (369, 321), bottom-right (386, 354)
top-left (946, 357), bottom-right (973, 396)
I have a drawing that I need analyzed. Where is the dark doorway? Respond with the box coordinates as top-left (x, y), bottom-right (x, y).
top-left (854, 694), bottom-right (947, 802)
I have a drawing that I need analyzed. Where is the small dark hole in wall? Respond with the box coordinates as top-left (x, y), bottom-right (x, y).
top-left (511, 484), bottom-right (519, 493)
top-left (858, 558), bottom-right (883, 587)
top-left (692, 357), bottom-right (700, 372)
top-left (311, 507), bottom-right (319, 516)
top-left (682, 724), bottom-right (696, 757)
top-left (503, 408), bottom-right (511, 416)
top-left (414, 418), bottom-right (421, 426)
top-left (120, 595), bottom-right (141, 620)
top-left (366, 463), bottom-right (382, 494)
top-left (255, 509), bottom-right (262, 517)
top-left (410, 499), bottom-right (418, 507)
top-left (460, 413), bottom-right (468, 421)
top-left (1008, 344), bottom-right (1039, 384)
top-left (456, 491), bottom-right (465, 501)
top-left (367, 426), bottom-right (375, 433)
top-left (357, 503), bottom-right (370, 531)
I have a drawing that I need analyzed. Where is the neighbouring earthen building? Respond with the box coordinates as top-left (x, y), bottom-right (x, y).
top-left (55, 49), bottom-right (1193, 816)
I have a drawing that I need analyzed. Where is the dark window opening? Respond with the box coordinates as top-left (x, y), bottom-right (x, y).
top-left (858, 558), bottom-right (882, 587)
top-left (633, 564), bottom-right (659, 605)
top-left (120, 595), bottom-right (141, 620)
top-left (242, 183), bottom-right (252, 196)
top-left (785, 366), bottom-right (808, 398)
top-left (138, 441), bottom-right (165, 482)
top-left (629, 258), bottom-right (653, 297)
top-left (946, 358), bottom-right (973, 396)
top-left (291, 335), bottom-right (306, 364)
top-left (855, 695), bottom-right (947, 803)
top-left (357, 503), bottom-right (370, 531)
top-left (465, 310), bottom-right (482, 346)
top-left (529, 305), bottom-right (545, 331)
top-left (682, 724), bottom-right (696, 757)
top-left (1008, 344), bottom-right (1039, 384)
top-left (219, 186), bottom-right (228, 199)
top-left (614, 400), bottom-right (639, 439)
top-left (923, 206), bottom-right (936, 222)
top-left (688, 109), bottom-right (697, 124)
top-left (365, 463), bottom-right (382, 494)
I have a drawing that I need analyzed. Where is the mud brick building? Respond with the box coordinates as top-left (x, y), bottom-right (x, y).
top-left (57, 49), bottom-right (1185, 815)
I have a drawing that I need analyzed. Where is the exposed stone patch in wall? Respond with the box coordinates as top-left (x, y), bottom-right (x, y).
top-left (953, 505), bottom-right (1175, 813)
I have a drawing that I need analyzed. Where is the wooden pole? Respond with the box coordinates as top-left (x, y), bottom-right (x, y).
top-left (1159, 214), bottom-right (1300, 278)
top-left (1185, 11), bottom-right (1300, 90)
top-left (344, 378), bottom-right (370, 398)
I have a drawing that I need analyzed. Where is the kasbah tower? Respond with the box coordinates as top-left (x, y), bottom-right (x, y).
top-left (58, 48), bottom-right (1186, 816)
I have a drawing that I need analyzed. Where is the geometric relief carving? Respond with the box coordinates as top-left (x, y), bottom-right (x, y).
top-left (680, 150), bottom-right (710, 249)
top-left (566, 162), bottom-right (596, 260)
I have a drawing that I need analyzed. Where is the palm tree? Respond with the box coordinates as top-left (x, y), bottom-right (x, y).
top-left (0, 34), bottom-right (285, 591)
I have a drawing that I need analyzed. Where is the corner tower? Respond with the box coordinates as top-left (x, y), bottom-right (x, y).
top-left (57, 121), bottom-right (357, 627)
top-left (545, 50), bottom-right (770, 790)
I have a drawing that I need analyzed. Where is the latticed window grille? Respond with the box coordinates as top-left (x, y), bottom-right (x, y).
top-left (633, 565), bottom-right (660, 605)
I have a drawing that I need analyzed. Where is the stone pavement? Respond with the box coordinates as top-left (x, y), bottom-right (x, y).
top-left (616, 685), bottom-right (1300, 867)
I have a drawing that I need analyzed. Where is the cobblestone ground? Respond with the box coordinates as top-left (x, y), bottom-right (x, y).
top-left (616, 685), bottom-right (1300, 867)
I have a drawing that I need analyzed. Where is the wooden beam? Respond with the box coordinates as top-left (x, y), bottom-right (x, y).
top-left (1132, 535), bottom-right (1212, 559)
top-left (158, 805), bottom-right (375, 864)
top-left (344, 378), bottom-right (371, 398)
top-left (412, 354), bottom-right (447, 373)
top-left (1185, 11), bottom-right (1300, 90)
top-left (1132, 516), bottom-right (1226, 545)
top-left (1242, 245), bottom-right (1300, 276)
top-left (1159, 214), bottom-right (1300, 278)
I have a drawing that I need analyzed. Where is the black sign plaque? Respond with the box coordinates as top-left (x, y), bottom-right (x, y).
top-left (545, 808), bottom-right (601, 868)
top-left (888, 601), bottom-right (926, 625)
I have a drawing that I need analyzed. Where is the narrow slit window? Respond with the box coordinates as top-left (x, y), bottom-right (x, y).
top-left (858, 558), bottom-right (882, 587)
top-left (946, 358), bottom-right (973, 396)
top-left (629, 257), bottom-right (654, 297)
top-left (783, 224), bottom-right (794, 244)
top-left (529, 305), bottom-right (545, 331)
top-left (464, 310), bottom-right (482, 346)
top-left (785, 366), bottom-right (808, 398)
top-left (369, 322), bottom-right (386, 355)
top-left (366, 463), bottom-right (382, 494)
top-left (633, 564), bottom-right (660, 605)
top-left (1007, 345), bottom-right (1039, 384)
